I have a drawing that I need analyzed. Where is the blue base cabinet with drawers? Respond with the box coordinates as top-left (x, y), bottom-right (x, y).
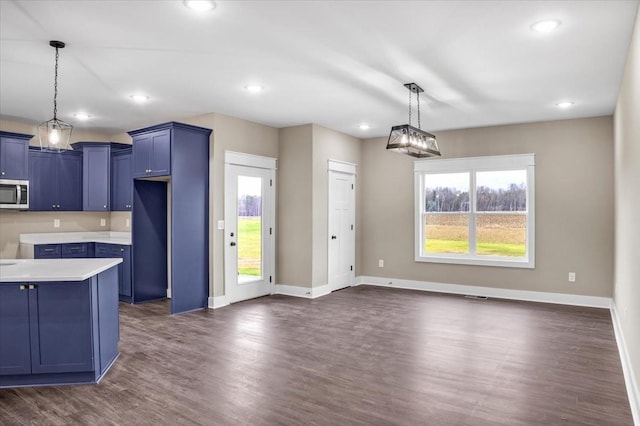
top-left (34, 243), bottom-right (131, 302)
top-left (0, 266), bottom-right (119, 388)
top-left (95, 243), bottom-right (132, 302)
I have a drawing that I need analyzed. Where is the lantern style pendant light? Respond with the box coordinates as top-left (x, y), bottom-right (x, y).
top-left (38, 40), bottom-right (72, 152)
top-left (386, 82), bottom-right (440, 158)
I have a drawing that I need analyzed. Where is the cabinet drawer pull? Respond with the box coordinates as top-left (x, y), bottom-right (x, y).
top-left (19, 285), bottom-right (26, 290)
top-left (44, 248), bottom-right (55, 252)
top-left (28, 284), bottom-right (35, 290)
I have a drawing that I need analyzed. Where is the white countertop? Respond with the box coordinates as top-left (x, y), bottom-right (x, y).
top-left (0, 258), bottom-right (123, 282)
top-left (20, 231), bottom-right (132, 246)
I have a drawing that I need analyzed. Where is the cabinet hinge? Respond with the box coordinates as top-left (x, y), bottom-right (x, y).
top-left (270, 227), bottom-right (272, 235)
top-left (270, 179), bottom-right (273, 187)
top-left (351, 224), bottom-right (354, 230)
top-left (351, 184), bottom-right (354, 190)
top-left (350, 265), bottom-right (353, 271)
top-left (269, 276), bottom-right (272, 283)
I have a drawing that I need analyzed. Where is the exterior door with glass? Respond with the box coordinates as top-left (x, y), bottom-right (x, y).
top-left (224, 152), bottom-right (276, 304)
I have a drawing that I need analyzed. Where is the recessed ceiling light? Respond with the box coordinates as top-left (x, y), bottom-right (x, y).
top-left (531, 19), bottom-right (561, 33)
top-left (245, 85), bottom-right (263, 94)
top-left (359, 123), bottom-right (370, 130)
top-left (556, 101), bottom-right (574, 108)
top-left (130, 94), bottom-right (150, 103)
top-left (183, 0), bottom-right (216, 12)
top-left (73, 112), bottom-right (92, 120)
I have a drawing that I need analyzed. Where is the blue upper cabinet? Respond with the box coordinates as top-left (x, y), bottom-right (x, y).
top-left (71, 142), bottom-right (131, 211)
top-left (0, 131), bottom-right (32, 180)
top-left (111, 148), bottom-right (133, 211)
top-left (130, 129), bottom-right (170, 178)
top-left (28, 148), bottom-right (82, 211)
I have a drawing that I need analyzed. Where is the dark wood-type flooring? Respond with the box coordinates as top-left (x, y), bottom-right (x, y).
top-left (0, 285), bottom-right (633, 425)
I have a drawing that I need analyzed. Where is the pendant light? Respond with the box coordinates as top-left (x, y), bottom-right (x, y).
top-left (386, 82), bottom-right (440, 158)
top-left (38, 40), bottom-right (73, 152)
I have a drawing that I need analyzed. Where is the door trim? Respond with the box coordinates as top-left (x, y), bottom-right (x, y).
top-left (224, 151), bottom-right (277, 303)
top-left (327, 160), bottom-right (356, 293)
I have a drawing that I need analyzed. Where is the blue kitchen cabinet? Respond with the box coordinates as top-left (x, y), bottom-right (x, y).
top-left (129, 122), bottom-right (211, 314)
top-left (111, 148), bottom-right (132, 211)
top-left (95, 243), bottom-right (132, 301)
top-left (131, 129), bottom-right (170, 178)
top-left (35, 243), bottom-right (92, 259)
top-left (0, 266), bottom-right (120, 387)
top-left (72, 142), bottom-right (131, 212)
top-left (0, 284), bottom-right (31, 375)
top-left (28, 148), bottom-right (82, 211)
top-left (0, 131), bottom-right (31, 180)
top-left (0, 281), bottom-right (92, 377)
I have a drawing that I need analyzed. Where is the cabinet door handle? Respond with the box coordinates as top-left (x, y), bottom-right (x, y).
top-left (103, 205), bottom-right (107, 209)
top-left (19, 285), bottom-right (26, 290)
top-left (44, 248), bottom-right (55, 252)
top-left (28, 284), bottom-right (35, 290)
top-left (1, 171), bottom-right (5, 176)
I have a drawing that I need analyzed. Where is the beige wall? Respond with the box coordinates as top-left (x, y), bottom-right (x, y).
top-left (278, 125), bottom-right (313, 287)
top-left (0, 118), bottom-right (118, 259)
top-left (0, 212), bottom-right (112, 258)
top-left (311, 124), bottom-right (362, 286)
top-left (614, 8), bottom-right (640, 404)
top-left (361, 116), bottom-right (615, 298)
top-left (182, 113), bottom-right (280, 298)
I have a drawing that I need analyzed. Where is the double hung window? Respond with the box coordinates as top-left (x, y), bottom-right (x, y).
top-left (414, 154), bottom-right (535, 268)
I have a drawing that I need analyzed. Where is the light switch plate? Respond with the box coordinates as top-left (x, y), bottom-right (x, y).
top-left (53, 219), bottom-right (60, 228)
top-left (217, 220), bottom-right (225, 230)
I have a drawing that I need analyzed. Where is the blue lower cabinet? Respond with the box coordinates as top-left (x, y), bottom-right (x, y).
top-left (29, 282), bottom-right (93, 374)
top-left (0, 285), bottom-right (31, 375)
top-left (95, 243), bottom-right (132, 302)
top-left (0, 268), bottom-right (120, 388)
top-left (35, 243), bottom-right (92, 259)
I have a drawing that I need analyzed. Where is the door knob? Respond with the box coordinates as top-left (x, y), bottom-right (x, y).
top-left (331, 235), bottom-right (337, 240)
top-left (230, 242), bottom-right (236, 246)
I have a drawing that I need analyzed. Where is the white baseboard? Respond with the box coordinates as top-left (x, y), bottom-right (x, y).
top-left (208, 295), bottom-right (229, 309)
top-left (611, 302), bottom-right (640, 425)
top-left (355, 276), bottom-right (612, 309)
top-left (274, 284), bottom-right (333, 299)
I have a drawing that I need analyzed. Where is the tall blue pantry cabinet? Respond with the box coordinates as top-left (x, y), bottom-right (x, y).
top-left (128, 122), bottom-right (211, 315)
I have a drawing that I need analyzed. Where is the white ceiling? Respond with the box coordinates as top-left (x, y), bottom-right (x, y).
top-left (1, 0), bottom-right (638, 138)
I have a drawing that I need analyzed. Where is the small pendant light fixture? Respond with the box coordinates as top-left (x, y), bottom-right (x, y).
top-left (386, 82), bottom-right (440, 158)
top-left (38, 40), bottom-right (72, 152)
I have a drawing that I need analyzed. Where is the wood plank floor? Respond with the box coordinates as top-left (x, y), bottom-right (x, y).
top-left (0, 286), bottom-right (633, 425)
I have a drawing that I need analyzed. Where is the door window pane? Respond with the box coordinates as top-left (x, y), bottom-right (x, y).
top-left (237, 176), bottom-right (262, 279)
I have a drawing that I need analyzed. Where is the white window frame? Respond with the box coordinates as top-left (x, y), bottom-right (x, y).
top-left (414, 153), bottom-right (535, 268)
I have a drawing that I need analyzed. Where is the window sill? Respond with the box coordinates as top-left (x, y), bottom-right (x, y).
top-left (415, 254), bottom-right (534, 269)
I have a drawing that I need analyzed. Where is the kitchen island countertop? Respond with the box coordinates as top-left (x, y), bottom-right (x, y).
top-left (0, 258), bottom-right (122, 282)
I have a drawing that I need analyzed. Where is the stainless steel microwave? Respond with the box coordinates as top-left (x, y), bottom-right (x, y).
top-left (0, 179), bottom-right (28, 210)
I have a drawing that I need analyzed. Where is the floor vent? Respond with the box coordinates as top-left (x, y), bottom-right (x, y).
top-left (464, 295), bottom-right (488, 300)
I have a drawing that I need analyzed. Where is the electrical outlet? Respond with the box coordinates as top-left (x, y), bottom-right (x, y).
top-left (378, 259), bottom-right (384, 267)
top-left (53, 219), bottom-right (60, 228)
top-left (568, 272), bottom-right (576, 282)
top-left (125, 218), bottom-right (130, 228)
top-left (100, 218), bottom-right (106, 227)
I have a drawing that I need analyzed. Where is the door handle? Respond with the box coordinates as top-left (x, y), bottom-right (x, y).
top-left (230, 242), bottom-right (236, 246)
top-left (331, 235), bottom-right (337, 240)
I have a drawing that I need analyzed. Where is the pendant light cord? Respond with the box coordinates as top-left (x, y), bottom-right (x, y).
top-left (417, 90), bottom-right (421, 129)
top-left (408, 88), bottom-right (412, 127)
top-left (53, 46), bottom-right (59, 120)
